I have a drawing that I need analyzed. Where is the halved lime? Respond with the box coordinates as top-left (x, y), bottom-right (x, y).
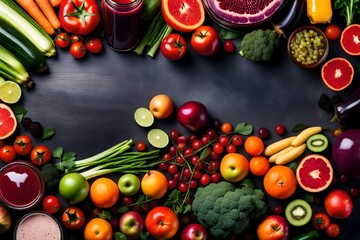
top-left (0, 81), bottom-right (22, 104)
top-left (134, 107), bottom-right (154, 127)
top-left (147, 129), bottom-right (169, 148)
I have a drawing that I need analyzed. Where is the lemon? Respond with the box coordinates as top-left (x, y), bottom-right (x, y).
top-left (0, 81), bottom-right (22, 104)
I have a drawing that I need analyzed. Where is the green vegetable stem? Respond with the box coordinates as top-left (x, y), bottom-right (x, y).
top-left (334, 0), bottom-right (360, 26)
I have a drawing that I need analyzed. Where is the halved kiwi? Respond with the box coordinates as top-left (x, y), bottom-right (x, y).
top-left (285, 199), bottom-right (312, 226)
top-left (306, 133), bottom-right (328, 152)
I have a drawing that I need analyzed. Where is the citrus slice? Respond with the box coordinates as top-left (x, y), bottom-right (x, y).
top-left (0, 81), bottom-right (22, 104)
top-left (147, 129), bottom-right (169, 148)
top-left (296, 154), bottom-right (333, 193)
top-left (0, 103), bottom-right (17, 140)
top-left (340, 24), bottom-right (360, 56)
top-left (321, 57), bottom-right (354, 91)
top-left (134, 108), bottom-right (154, 127)
top-left (162, 0), bottom-right (205, 32)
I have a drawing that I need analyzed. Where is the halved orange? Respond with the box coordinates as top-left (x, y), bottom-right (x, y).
top-left (162, 0), bottom-right (205, 32)
top-left (321, 57), bottom-right (354, 91)
top-left (0, 103), bottom-right (17, 140)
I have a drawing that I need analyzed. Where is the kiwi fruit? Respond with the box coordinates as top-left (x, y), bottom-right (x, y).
top-left (306, 133), bottom-right (328, 152)
top-left (285, 199), bottom-right (312, 226)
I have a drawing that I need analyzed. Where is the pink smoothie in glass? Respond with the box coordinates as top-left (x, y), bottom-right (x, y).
top-left (101, 0), bottom-right (144, 51)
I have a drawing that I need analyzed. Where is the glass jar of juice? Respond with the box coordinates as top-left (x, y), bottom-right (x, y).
top-left (101, 0), bottom-right (144, 51)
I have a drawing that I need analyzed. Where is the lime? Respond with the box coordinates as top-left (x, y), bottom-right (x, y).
top-left (134, 107), bottom-right (154, 127)
top-left (0, 81), bottom-right (22, 104)
top-left (147, 129), bottom-right (169, 148)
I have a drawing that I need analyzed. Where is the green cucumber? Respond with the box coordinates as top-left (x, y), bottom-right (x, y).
top-left (292, 230), bottom-right (320, 240)
top-left (0, 0), bottom-right (55, 57)
top-left (0, 18), bottom-right (47, 72)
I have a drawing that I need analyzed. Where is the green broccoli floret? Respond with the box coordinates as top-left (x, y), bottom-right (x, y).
top-left (239, 29), bottom-right (280, 62)
top-left (192, 179), bottom-right (267, 239)
top-left (41, 163), bottom-right (62, 192)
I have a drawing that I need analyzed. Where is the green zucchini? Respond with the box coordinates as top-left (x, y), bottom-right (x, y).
top-left (0, 18), bottom-right (47, 72)
top-left (292, 230), bottom-right (320, 240)
top-left (0, 0), bottom-right (55, 57)
top-left (0, 45), bottom-right (34, 88)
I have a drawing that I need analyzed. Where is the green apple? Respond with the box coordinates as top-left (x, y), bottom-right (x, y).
top-left (117, 174), bottom-right (140, 196)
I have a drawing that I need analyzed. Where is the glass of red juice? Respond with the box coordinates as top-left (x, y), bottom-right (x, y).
top-left (101, 0), bottom-right (144, 51)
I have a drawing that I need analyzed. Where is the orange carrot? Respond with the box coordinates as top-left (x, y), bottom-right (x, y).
top-left (49, 0), bottom-right (62, 7)
top-left (34, 0), bottom-right (61, 30)
top-left (16, 0), bottom-right (55, 35)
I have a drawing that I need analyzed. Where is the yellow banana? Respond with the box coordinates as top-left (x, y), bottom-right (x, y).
top-left (269, 146), bottom-right (294, 163)
top-left (275, 143), bottom-right (307, 165)
top-left (291, 126), bottom-right (322, 147)
top-left (264, 136), bottom-right (297, 156)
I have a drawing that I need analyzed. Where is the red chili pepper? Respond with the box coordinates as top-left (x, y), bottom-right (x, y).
top-left (59, 0), bottom-right (100, 35)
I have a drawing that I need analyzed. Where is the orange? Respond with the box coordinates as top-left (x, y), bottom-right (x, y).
top-left (249, 156), bottom-right (270, 176)
top-left (148, 94), bottom-right (174, 119)
top-left (90, 177), bottom-right (119, 208)
top-left (220, 153), bottom-right (249, 182)
top-left (141, 170), bottom-right (168, 199)
top-left (0, 103), bottom-right (17, 140)
top-left (263, 165), bottom-right (297, 199)
top-left (84, 218), bottom-right (112, 240)
top-left (244, 136), bottom-right (264, 156)
top-left (221, 122), bottom-right (233, 134)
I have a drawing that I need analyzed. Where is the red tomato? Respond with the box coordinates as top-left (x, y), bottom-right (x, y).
top-left (145, 206), bottom-right (179, 240)
top-left (191, 26), bottom-right (220, 56)
top-left (62, 206), bottom-right (86, 230)
top-left (13, 135), bottom-right (33, 156)
top-left (0, 145), bottom-right (16, 163)
top-left (42, 195), bottom-right (61, 214)
top-left (70, 34), bottom-right (84, 43)
top-left (324, 189), bottom-right (353, 219)
top-left (30, 145), bottom-right (52, 166)
top-left (160, 33), bottom-right (187, 61)
top-left (325, 24), bottom-right (341, 41)
top-left (223, 40), bottom-right (235, 53)
top-left (326, 223), bottom-right (341, 238)
top-left (70, 42), bottom-right (86, 59)
top-left (86, 37), bottom-right (103, 54)
top-left (311, 212), bottom-right (330, 231)
top-left (55, 32), bottom-right (70, 48)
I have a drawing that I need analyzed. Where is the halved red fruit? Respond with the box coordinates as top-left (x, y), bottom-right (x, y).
top-left (296, 154), bottom-right (333, 193)
top-left (162, 0), bottom-right (205, 32)
top-left (321, 57), bottom-right (354, 91)
top-left (0, 103), bottom-right (17, 140)
top-left (340, 24), bottom-right (360, 56)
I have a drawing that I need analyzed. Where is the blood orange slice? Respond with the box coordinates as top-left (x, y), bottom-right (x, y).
top-left (0, 103), bottom-right (17, 140)
top-left (296, 154), bottom-right (333, 193)
top-left (321, 57), bottom-right (354, 91)
top-left (162, 0), bottom-right (205, 32)
top-left (340, 24), bottom-right (360, 56)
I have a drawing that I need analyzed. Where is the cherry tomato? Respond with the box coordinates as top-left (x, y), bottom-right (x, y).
top-left (326, 223), bottom-right (340, 238)
top-left (191, 26), bottom-right (220, 56)
top-left (0, 145), bottom-right (16, 163)
top-left (42, 195), bottom-right (61, 214)
top-left (324, 189), bottom-right (353, 219)
top-left (30, 145), bottom-right (52, 166)
top-left (86, 37), bottom-right (103, 54)
top-left (145, 206), bottom-right (179, 240)
top-left (55, 32), bottom-right (70, 48)
top-left (13, 135), bottom-right (33, 156)
top-left (160, 33), bottom-right (187, 61)
top-left (223, 40), bottom-right (235, 53)
top-left (135, 141), bottom-right (147, 152)
top-left (325, 24), bottom-right (341, 41)
top-left (311, 212), bottom-right (330, 230)
top-left (62, 206), bottom-right (86, 230)
top-left (70, 42), bottom-right (86, 59)
top-left (70, 34), bottom-right (84, 43)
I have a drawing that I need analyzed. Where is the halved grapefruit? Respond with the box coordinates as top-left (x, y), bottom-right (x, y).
top-left (296, 154), bottom-right (333, 193)
top-left (321, 57), bottom-right (354, 91)
top-left (162, 0), bottom-right (205, 32)
top-left (0, 103), bottom-right (17, 140)
top-left (340, 24), bottom-right (360, 56)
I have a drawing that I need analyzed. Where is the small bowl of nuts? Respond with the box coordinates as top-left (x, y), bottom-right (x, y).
top-left (287, 25), bottom-right (329, 69)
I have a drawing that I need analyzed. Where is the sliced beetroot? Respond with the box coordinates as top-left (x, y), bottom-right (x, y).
top-left (340, 24), bottom-right (360, 56)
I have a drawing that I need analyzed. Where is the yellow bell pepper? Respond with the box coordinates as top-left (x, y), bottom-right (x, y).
top-left (307, 0), bottom-right (333, 24)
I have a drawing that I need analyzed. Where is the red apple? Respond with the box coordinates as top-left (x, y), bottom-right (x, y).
top-left (177, 101), bottom-right (208, 131)
top-left (181, 223), bottom-right (208, 240)
top-left (119, 211), bottom-right (144, 239)
top-left (257, 215), bottom-right (289, 240)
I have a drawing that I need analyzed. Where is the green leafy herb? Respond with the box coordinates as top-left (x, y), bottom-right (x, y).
top-left (292, 123), bottom-right (308, 132)
top-left (11, 103), bottom-right (27, 123)
top-left (164, 189), bottom-right (191, 215)
top-left (53, 147), bottom-right (77, 172)
top-left (219, 28), bottom-right (242, 40)
top-left (334, 0), bottom-right (360, 26)
top-left (234, 122), bottom-right (253, 135)
top-left (39, 127), bottom-right (56, 141)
